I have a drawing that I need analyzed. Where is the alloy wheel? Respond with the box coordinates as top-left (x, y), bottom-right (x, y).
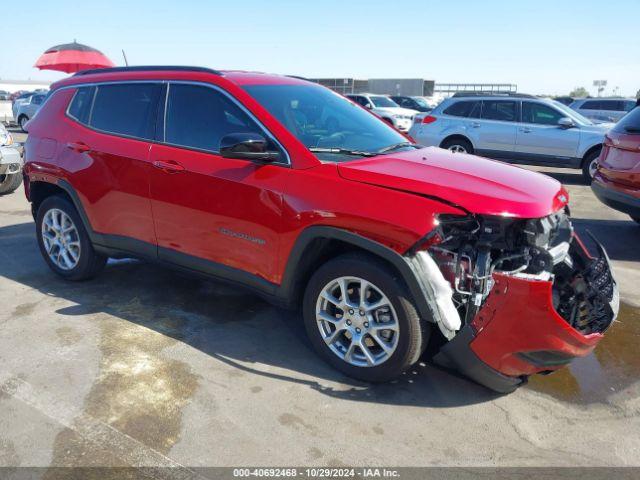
top-left (315, 276), bottom-right (399, 367)
top-left (448, 144), bottom-right (467, 153)
top-left (41, 208), bottom-right (81, 270)
top-left (588, 158), bottom-right (598, 178)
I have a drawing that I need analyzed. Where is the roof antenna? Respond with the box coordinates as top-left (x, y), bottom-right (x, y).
top-left (122, 49), bottom-right (129, 66)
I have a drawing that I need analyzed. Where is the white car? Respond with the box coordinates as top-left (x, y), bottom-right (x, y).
top-left (0, 124), bottom-right (23, 195)
top-left (346, 93), bottom-right (419, 132)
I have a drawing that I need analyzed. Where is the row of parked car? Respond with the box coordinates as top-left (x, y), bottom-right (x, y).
top-left (338, 90), bottom-right (639, 224)
top-left (9, 90), bottom-right (49, 131)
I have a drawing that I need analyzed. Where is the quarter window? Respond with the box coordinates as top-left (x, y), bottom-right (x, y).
top-left (67, 86), bottom-right (95, 125)
top-left (90, 83), bottom-right (161, 140)
top-left (481, 100), bottom-right (517, 122)
top-left (443, 100), bottom-right (480, 118)
top-left (522, 102), bottom-right (563, 125)
top-left (164, 83), bottom-right (264, 153)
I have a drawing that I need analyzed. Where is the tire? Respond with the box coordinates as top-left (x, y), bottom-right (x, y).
top-left (441, 137), bottom-right (473, 154)
top-left (581, 148), bottom-right (601, 183)
top-left (0, 173), bottom-right (23, 195)
top-left (18, 115), bottom-right (29, 132)
top-left (36, 195), bottom-right (107, 281)
top-left (303, 252), bottom-right (430, 382)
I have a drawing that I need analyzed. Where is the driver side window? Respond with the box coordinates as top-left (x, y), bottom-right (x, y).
top-left (164, 83), bottom-right (263, 153)
top-left (522, 102), bottom-right (563, 125)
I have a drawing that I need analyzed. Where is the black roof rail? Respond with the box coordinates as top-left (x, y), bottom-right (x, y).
top-left (451, 91), bottom-right (536, 99)
top-left (73, 66), bottom-right (223, 76)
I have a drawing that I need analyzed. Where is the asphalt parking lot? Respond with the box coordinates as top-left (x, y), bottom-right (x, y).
top-left (1, 127), bottom-right (639, 472)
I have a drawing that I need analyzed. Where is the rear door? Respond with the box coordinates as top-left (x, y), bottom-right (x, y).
top-left (474, 99), bottom-right (518, 157)
top-left (148, 82), bottom-right (288, 284)
top-left (63, 82), bottom-right (161, 249)
top-left (515, 101), bottom-right (580, 164)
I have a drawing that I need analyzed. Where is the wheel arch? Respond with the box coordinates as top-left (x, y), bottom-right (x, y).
top-left (277, 226), bottom-right (436, 324)
top-left (439, 134), bottom-right (474, 151)
top-left (581, 143), bottom-right (603, 166)
top-left (28, 179), bottom-right (100, 243)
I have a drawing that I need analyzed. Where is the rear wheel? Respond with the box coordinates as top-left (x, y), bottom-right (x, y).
top-left (0, 173), bottom-right (23, 195)
top-left (582, 148), bottom-right (601, 183)
top-left (303, 253), bottom-right (430, 382)
top-left (441, 137), bottom-right (473, 154)
top-left (36, 195), bottom-right (107, 281)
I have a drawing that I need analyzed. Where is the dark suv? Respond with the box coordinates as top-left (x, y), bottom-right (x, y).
top-left (23, 66), bottom-right (618, 392)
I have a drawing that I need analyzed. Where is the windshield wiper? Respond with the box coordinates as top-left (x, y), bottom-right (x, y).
top-left (308, 147), bottom-right (377, 157)
top-left (376, 142), bottom-right (420, 154)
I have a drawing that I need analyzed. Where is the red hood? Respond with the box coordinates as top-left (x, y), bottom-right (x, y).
top-left (337, 147), bottom-right (568, 218)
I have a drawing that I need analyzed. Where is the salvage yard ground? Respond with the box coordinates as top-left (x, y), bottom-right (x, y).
top-left (0, 127), bottom-right (639, 470)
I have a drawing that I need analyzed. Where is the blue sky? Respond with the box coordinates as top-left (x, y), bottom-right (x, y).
top-left (2, 0), bottom-right (638, 96)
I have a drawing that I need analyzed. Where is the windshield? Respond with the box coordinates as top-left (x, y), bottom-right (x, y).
top-left (550, 100), bottom-right (594, 126)
top-left (243, 84), bottom-right (411, 162)
top-left (413, 97), bottom-right (430, 108)
top-left (370, 96), bottom-right (399, 108)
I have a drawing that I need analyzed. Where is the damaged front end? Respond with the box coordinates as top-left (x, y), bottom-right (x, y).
top-left (407, 209), bottom-right (619, 393)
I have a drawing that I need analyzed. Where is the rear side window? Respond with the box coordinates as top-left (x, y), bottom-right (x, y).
top-left (164, 83), bottom-right (264, 153)
top-left (598, 100), bottom-right (621, 111)
top-left (613, 107), bottom-right (640, 134)
top-left (67, 86), bottom-right (95, 124)
top-left (481, 100), bottom-right (516, 122)
top-left (580, 100), bottom-right (601, 110)
top-left (90, 83), bottom-right (161, 140)
top-left (443, 100), bottom-right (480, 118)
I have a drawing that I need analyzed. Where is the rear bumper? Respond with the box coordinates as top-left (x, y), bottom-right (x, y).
top-left (592, 174), bottom-right (640, 218)
top-left (435, 236), bottom-right (618, 392)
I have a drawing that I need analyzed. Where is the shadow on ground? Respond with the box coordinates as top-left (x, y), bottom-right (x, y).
top-left (1, 221), bottom-right (499, 409)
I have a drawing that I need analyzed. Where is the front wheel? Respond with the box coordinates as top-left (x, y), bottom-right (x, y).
top-left (18, 115), bottom-right (29, 132)
top-left (303, 253), bottom-right (430, 382)
top-left (36, 195), bottom-right (107, 281)
top-left (582, 149), bottom-right (601, 183)
top-left (0, 174), bottom-right (23, 195)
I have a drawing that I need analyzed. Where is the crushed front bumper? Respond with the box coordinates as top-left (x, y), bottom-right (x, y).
top-left (434, 235), bottom-right (619, 393)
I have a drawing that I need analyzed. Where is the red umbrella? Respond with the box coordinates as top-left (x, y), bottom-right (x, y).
top-left (34, 41), bottom-right (115, 73)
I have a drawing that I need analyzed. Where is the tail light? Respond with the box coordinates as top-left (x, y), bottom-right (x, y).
top-left (422, 115), bottom-right (437, 124)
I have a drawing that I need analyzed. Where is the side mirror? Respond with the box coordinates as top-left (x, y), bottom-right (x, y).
top-left (219, 133), bottom-right (281, 162)
top-left (364, 103), bottom-right (373, 110)
top-left (558, 117), bottom-right (576, 129)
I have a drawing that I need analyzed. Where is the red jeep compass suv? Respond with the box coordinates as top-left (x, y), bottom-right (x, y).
top-left (23, 66), bottom-right (618, 392)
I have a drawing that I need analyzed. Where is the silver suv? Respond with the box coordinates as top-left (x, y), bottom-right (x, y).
top-left (409, 93), bottom-right (611, 182)
top-left (570, 98), bottom-right (636, 124)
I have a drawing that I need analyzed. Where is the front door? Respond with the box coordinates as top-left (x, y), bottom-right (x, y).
top-left (148, 82), bottom-right (288, 285)
top-left (515, 101), bottom-right (580, 165)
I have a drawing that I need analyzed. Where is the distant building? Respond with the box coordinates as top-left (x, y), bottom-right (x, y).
top-left (309, 78), bottom-right (435, 96)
